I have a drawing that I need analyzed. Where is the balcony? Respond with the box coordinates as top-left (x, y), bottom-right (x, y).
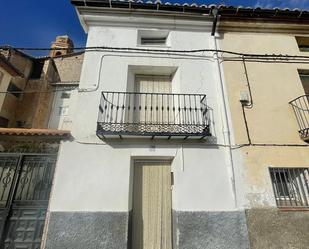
top-left (289, 95), bottom-right (309, 141)
top-left (97, 91), bottom-right (210, 139)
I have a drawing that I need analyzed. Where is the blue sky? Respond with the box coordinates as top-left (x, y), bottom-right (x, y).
top-left (1, 0), bottom-right (308, 56)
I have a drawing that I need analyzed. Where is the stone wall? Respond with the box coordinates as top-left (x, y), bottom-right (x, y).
top-left (53, 52), bottom-right (84, 82)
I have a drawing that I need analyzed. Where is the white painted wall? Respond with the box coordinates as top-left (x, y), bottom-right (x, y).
top-left (48, 88), bottom-right (79, 130)
top-left (49, 13), bottom-right (244, 212)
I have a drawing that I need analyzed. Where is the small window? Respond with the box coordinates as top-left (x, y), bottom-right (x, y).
top-left (0, 116), bottom-right (9, 128)
top-left (138, 30), bottom-right (169, 46)
top-left (298, 70), bottom-right (309, 95)
top-left (7, 82), bottom-right (22, 98)
top-left (59, 106), bottom-right (69, 116)
top-left (296, 37), bottom-right (309, 52)
top-left (61, 92), bottom-right (71, 99)
top-left (269, 168), bottom-right (309, 208)
top-left (141, 37), bottom-right (167, 46)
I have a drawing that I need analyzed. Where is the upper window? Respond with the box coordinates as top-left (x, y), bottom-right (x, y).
top-left (269, 167), bottom-right (309, 208)
top-left (138, 30), bottom-right (169, 47)
top-left (298, 70), bottom-right (309, 95)
top-left (296, 37), bottom-right (309, 52)
top-left (59, 106), bottom-right (69, 116)
top-left (7, 82), bottom-right (22, 98)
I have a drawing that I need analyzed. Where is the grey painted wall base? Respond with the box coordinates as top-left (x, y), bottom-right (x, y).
top-left (246, 208), bottom-right (309, 249)
top-left (43, 209), bottom-right (309, 249)
top-left (174, 211), bottom-right (250, 249)
top-left (44, 212), bottom-right (129, 249)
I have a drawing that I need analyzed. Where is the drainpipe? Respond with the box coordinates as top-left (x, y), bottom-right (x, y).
top-left (211, 8), bottom-right (218, 36)
top-left (211, 18), bottom-right (238, 209)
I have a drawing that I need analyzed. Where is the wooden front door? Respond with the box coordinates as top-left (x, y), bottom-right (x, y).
top-left (132, 161), bottom-right (172, 249)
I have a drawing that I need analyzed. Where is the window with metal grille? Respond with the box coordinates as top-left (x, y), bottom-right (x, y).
top-left (269, 168), bottom-right (309, 208)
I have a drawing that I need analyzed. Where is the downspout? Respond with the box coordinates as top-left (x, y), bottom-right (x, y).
top-left (211, 10), bottom-right (238, 208)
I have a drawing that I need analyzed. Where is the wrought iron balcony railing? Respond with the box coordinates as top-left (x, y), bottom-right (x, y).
top-left (97, 91), bottom-right (210, 139)
top-left (289, 95), bottom-right (309, 141)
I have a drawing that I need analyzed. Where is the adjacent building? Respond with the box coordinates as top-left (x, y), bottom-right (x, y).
top-left (0, 36), bottom-right (83, 248)
top-left (218, 14), bottom-right (309, 248)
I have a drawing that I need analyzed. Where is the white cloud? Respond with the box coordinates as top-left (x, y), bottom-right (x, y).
top-left (254, 0), bottom-right (309, 9)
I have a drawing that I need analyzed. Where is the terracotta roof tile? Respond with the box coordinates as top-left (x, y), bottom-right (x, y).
top-left (71, 0), bottom-right (309, 20)
top-left (0, 128), bottom-right (71, 138)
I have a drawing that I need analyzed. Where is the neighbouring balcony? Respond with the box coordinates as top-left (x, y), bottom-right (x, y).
top-left (97, 91), bottom-right (210, 139)
top-left (289, 95), bottom-right (309, 142)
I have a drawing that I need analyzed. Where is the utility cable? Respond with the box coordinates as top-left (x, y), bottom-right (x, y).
top-left (4, 45), bottom-right (309, 59)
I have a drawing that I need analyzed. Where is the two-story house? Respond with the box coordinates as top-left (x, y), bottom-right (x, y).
top-left (43, 1), bottom-right (249, 249)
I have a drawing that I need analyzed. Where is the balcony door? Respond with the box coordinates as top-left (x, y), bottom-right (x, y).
top-left (134, 75), bottom-right (172, 125)
top-left (132, 161), bottom-right (172, 249)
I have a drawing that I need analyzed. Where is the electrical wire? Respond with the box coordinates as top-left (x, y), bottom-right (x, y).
top-left (1, 45), bottom-right (309, 148)
top-left (0, 86), bottom-right (78, 95)
top-left (4, 45), bottom-right (309, 60)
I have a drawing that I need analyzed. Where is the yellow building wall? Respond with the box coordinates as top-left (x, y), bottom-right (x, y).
top-left (219, 31), bottom-right (309, 207)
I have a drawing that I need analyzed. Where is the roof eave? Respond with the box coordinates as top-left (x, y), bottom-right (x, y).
top-left (71, 0), bottom-right (309, 23)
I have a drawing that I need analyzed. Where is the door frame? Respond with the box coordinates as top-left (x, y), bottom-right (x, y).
top-left (130, 158), bottom-right (174, 249)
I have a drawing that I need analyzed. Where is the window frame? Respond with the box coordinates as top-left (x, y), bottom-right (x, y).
top-left (269, 167), bottom-right (309, 209)
top-left (137, 30), bottom-right (170, 47)
top-left (296, 36), bottom-right (309, 52)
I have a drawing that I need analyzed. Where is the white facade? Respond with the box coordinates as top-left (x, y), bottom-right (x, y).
top-left (48, 87), bottom-right (79, 130)
top-left (48, 11), bottom-right (245, 214)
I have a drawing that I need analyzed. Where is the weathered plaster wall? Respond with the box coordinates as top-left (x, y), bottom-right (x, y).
top-left (53, 53), bottom-right (84, 82)
top-left (0, 68), bottom-right (12, 112)
top-left (174, 211), bottom-right (249, 249)
top-left (48, 88), bottom-right (79, 130)
top-left (45, 212), bottom-right (129, 249)
top-left (0, 51), bottom-right (33, 127)
top-left (48, 53), bottom-right (83, 130)
top-left (246, 208), bottom-right (309, 249)
top-left (218, 31), bottom-right (309, 207)
top-left (17, 59), bottom-right (58, 128)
